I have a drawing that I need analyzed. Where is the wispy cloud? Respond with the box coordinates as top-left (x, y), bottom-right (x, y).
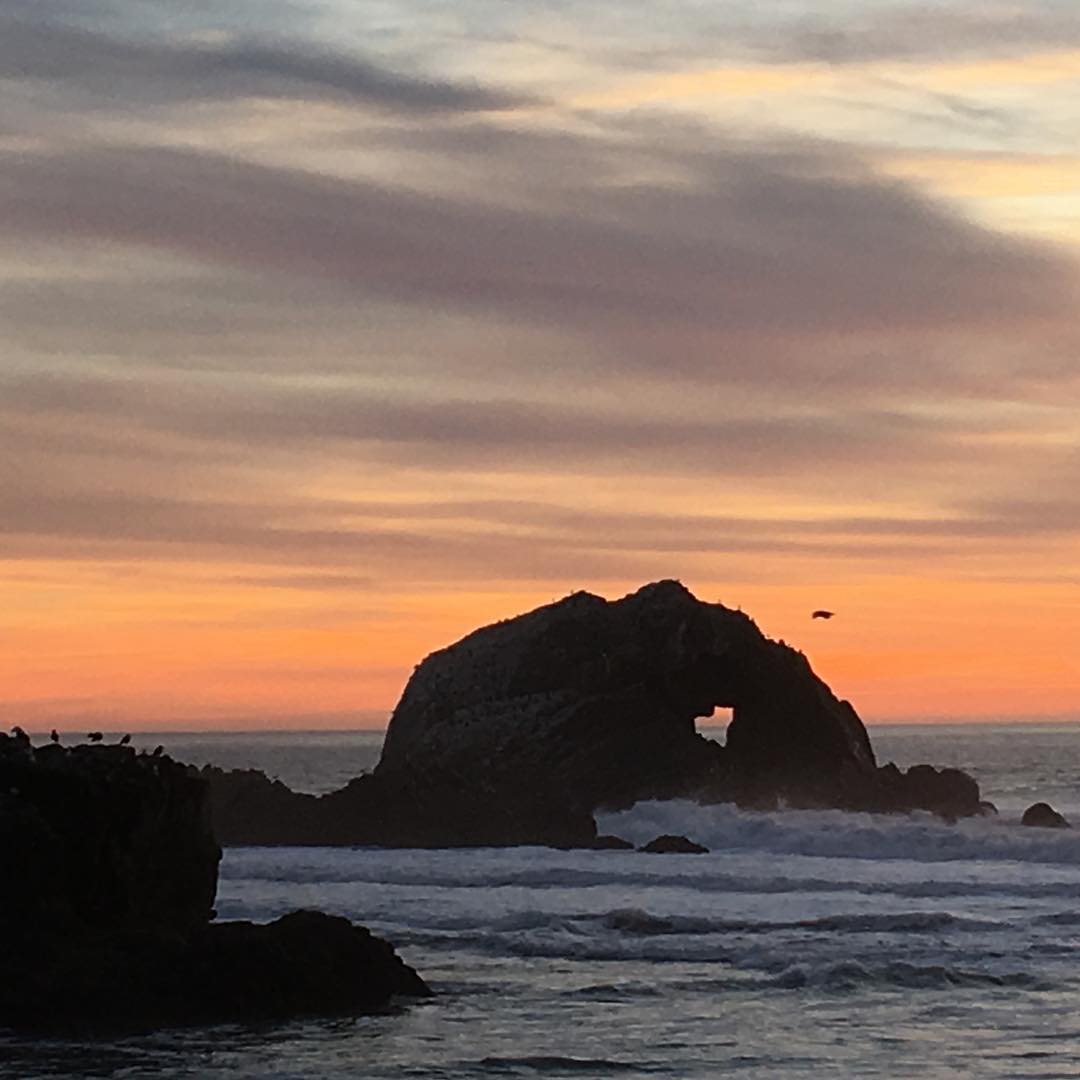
top-left (1, 135), bottom-right (1071, 340)
top-left (0, 16), bottom-right (527, 113)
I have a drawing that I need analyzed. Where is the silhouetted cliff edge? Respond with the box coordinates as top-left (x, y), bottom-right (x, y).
top-left (0, 733), bottom-right (429, 1034)
top-left (206, 581), bottom-right (984, 847)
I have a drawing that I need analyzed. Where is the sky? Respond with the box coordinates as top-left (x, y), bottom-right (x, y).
top-left (2, 0), bottom-right (1078, 730)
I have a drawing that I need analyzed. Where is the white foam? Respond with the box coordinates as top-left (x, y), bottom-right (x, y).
top-left (597, 799), bottom-right (1080, 867)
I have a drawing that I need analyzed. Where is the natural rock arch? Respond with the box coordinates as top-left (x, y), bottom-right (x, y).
top-left (376, 580), bottom-right (876, 814)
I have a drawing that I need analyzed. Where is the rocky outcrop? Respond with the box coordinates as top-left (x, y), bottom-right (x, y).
top-left (1021, 802), bottom-right (1070, 828)
top-left (0, 734), bottom-right (429, 1033)
top-left (374, 581), bottom-right (979, 829)
top-left (592, 834), bottom-right (634, 850)
top-left (202, 765), bottom-right (598, 847)
top-left (205, 581), bottom-right (985, 846)
top-left (373, 581), bottom-right (876, 830)
top-left (824, 761), bottom-right (985, 820)
top-left (1, 910), bottom-right (430, 1033)
top-left (0, 731), bottom-right (219, 934)
top-left (203, 766), bottom-right (322, 845)
top-left (639, 834), bottom-right (709, 854)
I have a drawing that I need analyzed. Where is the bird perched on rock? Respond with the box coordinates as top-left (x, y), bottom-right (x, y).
top-left (811, 610), bottom-right (835, 620)
top-left (87, 731), bottom-right (104, 742)
top-left (119, 734), bottom-right (132, 746)
top-left (50, 729), bottom-right (60, 744)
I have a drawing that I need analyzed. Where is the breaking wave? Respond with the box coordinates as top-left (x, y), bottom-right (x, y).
top-left (218, 797), bottom-right (1080, 990)
top-left (597, 799), bottom-right (1080, 866)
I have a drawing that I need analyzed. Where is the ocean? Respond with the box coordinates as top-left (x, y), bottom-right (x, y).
top-left (6, 723), bottom-right (1080, 1079)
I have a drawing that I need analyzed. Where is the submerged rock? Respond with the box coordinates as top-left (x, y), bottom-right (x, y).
top-left (605, 908), bottom-right (675, 934)
top-left (639, 834), bottom-right (709, 854)
top-left (1021, 802), bottom-right (1070, 829)
top-left (592, 834), bottom-right (635, 850)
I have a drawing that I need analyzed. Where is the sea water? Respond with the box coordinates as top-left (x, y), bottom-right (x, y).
top-left (5, 723), bottom-right (1080, 1079)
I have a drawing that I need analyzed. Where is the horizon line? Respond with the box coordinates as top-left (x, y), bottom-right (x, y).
top-left (16, 714), bottom-right (1080, 737)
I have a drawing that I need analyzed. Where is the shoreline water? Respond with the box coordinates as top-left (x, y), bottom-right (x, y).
top-left (6, 723), bottom-right (1080, 1078)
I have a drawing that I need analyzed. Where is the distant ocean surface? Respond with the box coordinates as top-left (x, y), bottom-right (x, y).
top-left (7, 722), bottom-right (1080, 1079)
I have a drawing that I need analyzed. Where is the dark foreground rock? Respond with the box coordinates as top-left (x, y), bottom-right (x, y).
top-left (0, 731), bottom-right (219, 934)
top-left (1022, 802), bottom-right (1070, 829)
top-left (205, 581), bottom-right (985, 847)
top-left (0, 734), bottom-right (429, 1034)
top-left (639, 834), bottom-right (709, 854)
top-left (1, 909), bottom-right (430, 1034)
top-left (203, 763), bottom-right (598, 848)
top-left (592, 834), bottom-right (635, 850)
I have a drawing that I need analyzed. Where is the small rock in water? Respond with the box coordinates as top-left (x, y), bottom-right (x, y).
top-left (592, 834), bottom-right (634, 850)
top-left (1021, 802), bottom-right (1070, 829)
top-left (605, 908), bottom-right (674, 934)
top-left (639, 833), bottom-right (709, 854)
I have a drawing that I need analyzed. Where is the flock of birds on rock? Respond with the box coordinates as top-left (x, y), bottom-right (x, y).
top-left (9, 726), bottom-right (163, 756)
top-left (42, 729), bottom-right (131, 746)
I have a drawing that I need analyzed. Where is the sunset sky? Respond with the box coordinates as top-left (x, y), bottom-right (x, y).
top-left (2, 1), bottom-right (1078, 730)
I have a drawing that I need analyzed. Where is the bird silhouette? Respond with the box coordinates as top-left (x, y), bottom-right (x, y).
top-left (811, 610), bottom-right (835, 620)
top-left (87, 731), bottom-right (104, 742)
top-left (50, 729), bottom-right (60, 744)
top-left (119, 734), bottom-right (132, 746)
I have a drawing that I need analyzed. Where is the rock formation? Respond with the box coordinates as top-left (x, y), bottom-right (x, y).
top-left (1021, 801), bottom-right (1070, 828)
top-left (378, 580), bottom-right (875, 804)
top-left (205, 580), bottom-right (985, 847)
top-left (0, 731), bottom-right (219, 934)
top-left (639, 834), bottom-right (709, 854)
top-left (373, 580), bottom-right (985, 824)
top-left (1, 908), bottom-right (430, 1033)
top-left (0, 734), bottom-right (429, 1033)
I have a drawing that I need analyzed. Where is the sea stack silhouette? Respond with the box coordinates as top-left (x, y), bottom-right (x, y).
top-left (206, 580), bottom-right (985, 847)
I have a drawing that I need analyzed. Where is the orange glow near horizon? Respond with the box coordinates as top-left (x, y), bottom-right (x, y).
top-left (5, 565), bottom-right (1079, 730)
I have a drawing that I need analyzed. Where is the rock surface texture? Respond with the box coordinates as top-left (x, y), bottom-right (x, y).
top-left (0, 734), bottom-right (429, 1034)
top-left (206, 581), bottom-right (986, 847)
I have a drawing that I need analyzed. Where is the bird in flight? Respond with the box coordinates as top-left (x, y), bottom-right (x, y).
top-left (811, 610), bottom-right (835, 620)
